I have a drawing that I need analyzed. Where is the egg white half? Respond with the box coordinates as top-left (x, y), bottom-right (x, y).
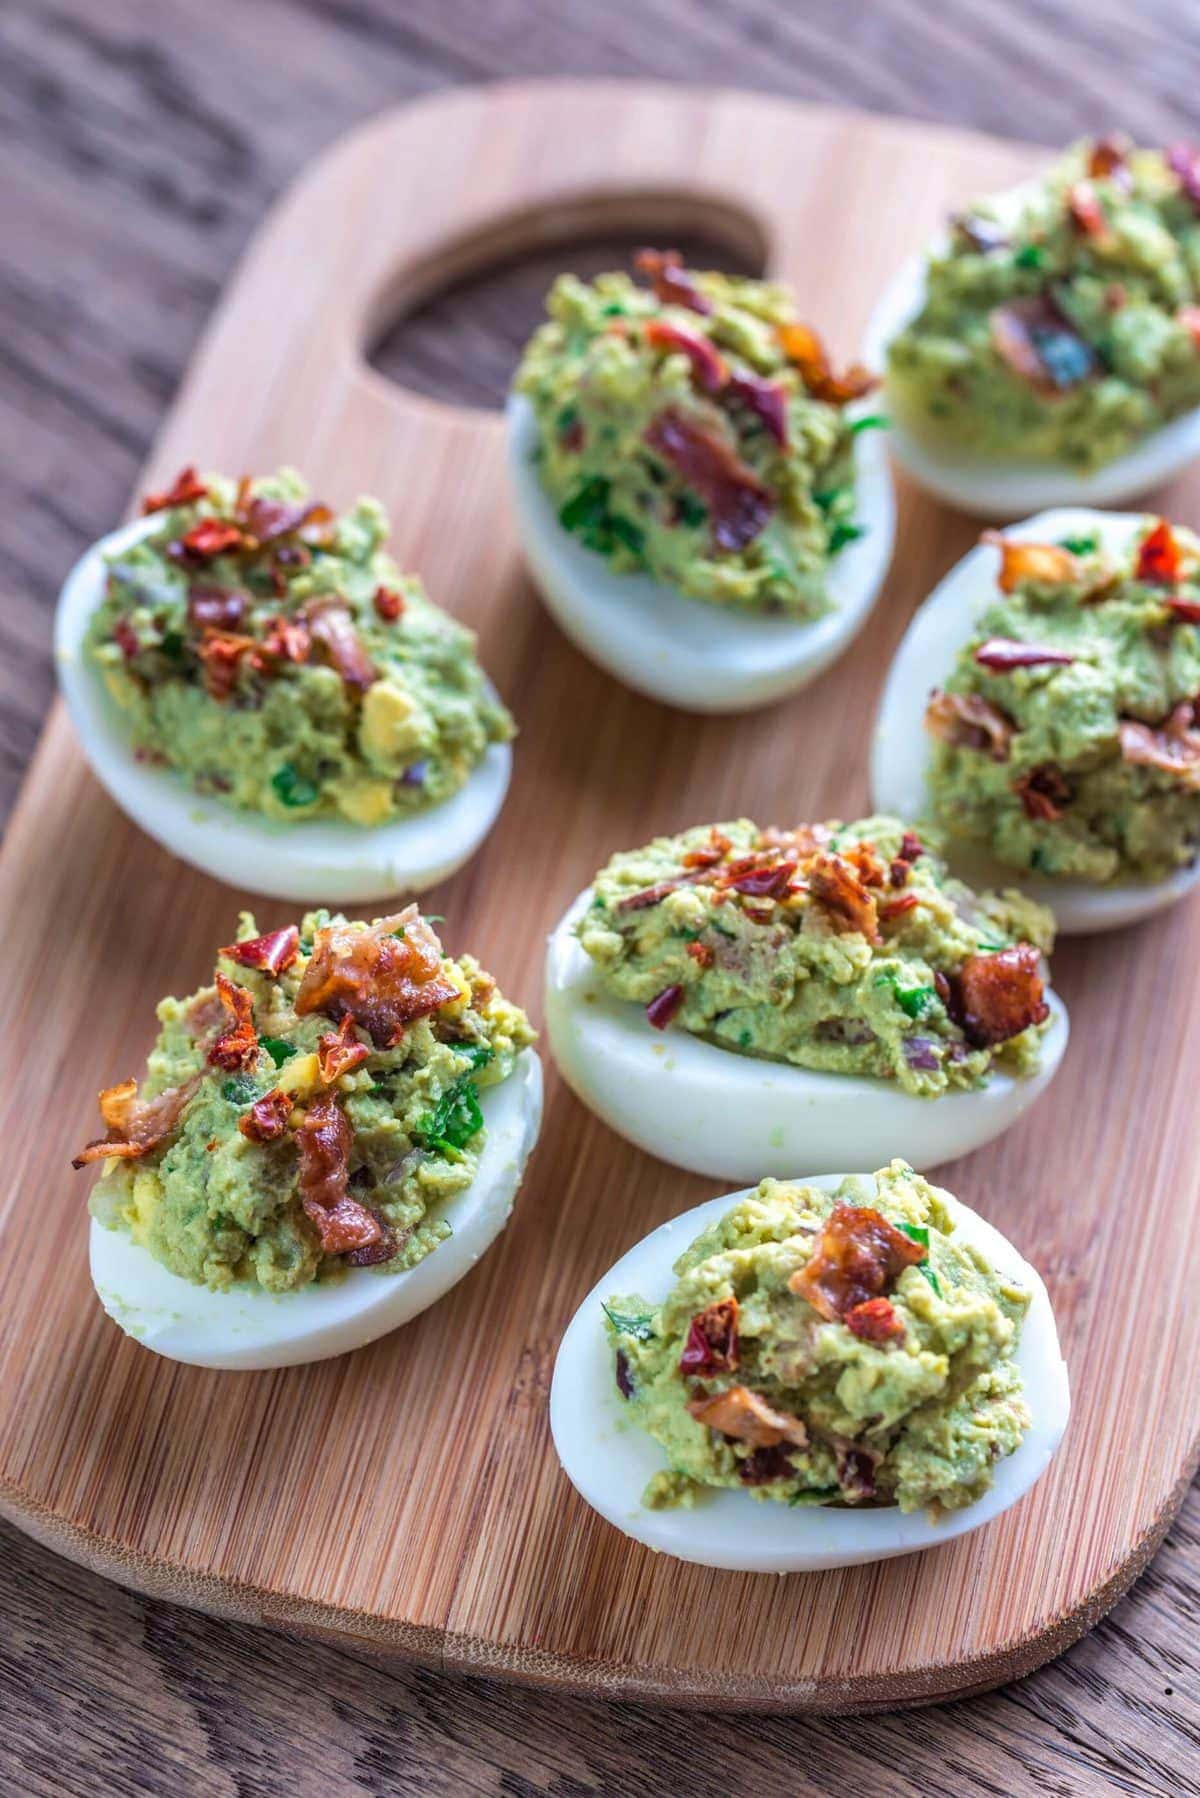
top-left (55, 517), bottom-right (512, 904)
top-left (545, 891), bottom-right (1067, 1181)
top-left (550, 1172), bottom-right (1069, 1573)
top-left (871, 506), bottom-right (1200, 933)
top-left (88, 1049), bottom-right (542, 1369)
top-left (863, 250), bottom-right (1200, 519)
top-left (505, 393), bottom-right (894, 713)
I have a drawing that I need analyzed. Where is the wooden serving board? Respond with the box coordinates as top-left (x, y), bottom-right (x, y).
top-left (2, 81), bottom-right (1197, 1713)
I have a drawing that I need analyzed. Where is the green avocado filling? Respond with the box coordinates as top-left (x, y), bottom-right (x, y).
top-left (887, 137), bottom-right (1200, 469)
top-left (87, 467), bottom-right (513, 825)
top-left (83, 909), bottom-right (535, 1293)
top-left (514, 250), bottom-right (877, 617)
top-left (579, 816), bottom-right (1054, 1098)
top-left (926, 519), bottom-right (1200, 882)
top-left (606, 1161), bottom-right (1031, 1514)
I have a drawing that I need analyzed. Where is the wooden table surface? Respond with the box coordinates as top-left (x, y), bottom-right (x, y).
top-left (3, 2), bottom-right (1197, 1791)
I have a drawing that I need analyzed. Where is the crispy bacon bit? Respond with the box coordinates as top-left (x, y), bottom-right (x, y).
top-left (72, 1075), bottom-right (198, 1168)
top-left (1067, 180), bottom-right (1111, 241)
top-left (835, 1440), bottom-right (880, 1501)
top-left (177, 518), bottom-right (245, 561)
top-left (687, 1384), bottom-right (808, 1449)
top-left (260, 615), bottom-right (311, 663)
top-left (925, 689), bottom-right (1014, 761)
top-left (111, 616), bottom-right (140, 662)
top-left (841, 839), bottom-right (886, 889)
top-left (789, 1203), bottom-right (924, 1321)
top-left (186, 585), bottom-right (247, 632)
top-left (206, 971), bottom-right (259, 1071)
top-left (806, 852), bottom-right (879, 941)
top-left (199, 629), bottom-right (267, 701)
top-left (1015, 764), bottom-right (1072, 821)
top-left (679, 1297), bottom-right (739, 1376)
top-left (1167, 143), bottom-right (1200, 211)
top-left (373, 585), bottom-right (405, 622)
top-left (1119, 704), bottom-right (1200, 787)
top-left (344, 1212), bottom-right (399, 1267)
top-left (686, 939), bottom-right (714, 968)
top-left (983, 531), bottom-right (1082, 593)
top-left (738, 1445), bottom-right (795, 1485)
top-left (317, 1013), bottom-right (371, 1084)
top-left (989, 296), bottom-right (1096, 394)
top-left (634, 247), bottom-right (713, 315)
top-left (644, 409), bottom-right (773, 552)
top-left (776, 321), bottom-right (876, 406)
top-left (295, 905), bottom-right (458, 1048)
top-left (974, 635), bottom-right (1076, 671)
top-left (644, 317), bottom-right (728, 392)
top-left (845, 1296), bottom-right (905, 1343)
top-left (682, 829), bottom-right (732, 868)
top-left (879, 892), bottom-right (920, 924)
top-left (238, 1088), bottom-right (293, 1143)
top-left (220, 925), bottom-right (300, 976)
top-left (238, 494), bottom-right (333, 547)
top-left (722, 855), bottom-right (798, 899)
top-left (645, 984), bottom-right (685, 1030)
top-left (142, 466), bottom-right (209, 515)
top-left (618, 877), bottom-right (691, 912)
top-left (1088, 135), bottom-right (1131, 187)
top-left (898, 830), bottom-right (924, 864)
top-left (1135, 519), bottom-right (1182, 585)
top-left (307, 602), bottom-right (377, 691)
top-left (724, 373), bottom-right (788, 447)
top-left (294, 1090), bottom-right (381, 1256)
top-left (958, 946), bottom-right (1049, 1047)
top-left (951, 213), bottom-right (1009, 254)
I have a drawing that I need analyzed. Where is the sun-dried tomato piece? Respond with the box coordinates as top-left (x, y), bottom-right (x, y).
top-left (776, 321), bottom-right (876, 405)
top-left (219, 925), bottom-right (300, 976)
top-left (687, 1384), bottom-right (808, 1448)
top-left (925, 689), bottom-right (1014, 761)
top-left (879, 892), bottom-right (920, 924)
top-left (790, 1203), bottom-right (924, 1321)
top-left (644, 408), bottom-right (774, 552)
top-left (317, 1013), bottom-right (371, 1084)
top-left (898, 831), bottom-right (924, 864)
top-left (1015, 764), bottom-right (1072, 821)
top-left (724, 373), bottom-right (789, 447)
top-left (307, 601), bottom-right (377, 691)
top-left (295, 906), bottom-right (459, 1048)
top-left (206, 971), bottom-right (259, 1070)
top-left (294, 1090), bottom-right (381, 1256)
top-left (681, 829), bottom-right (732, 869)
top-left (142, 466), bottom-right (209, 515)
top-left (198, 629), bottom-right (266, 701)
top-left (260, 615), bottom-right (311, 663)
top-left (72, 1075), bottom-right (198, 1168)
top-left (958, 946), bottom-right (1048, 1047)
top-left (722, 855), bottom-right (798, 898)
top-left (1119, 704), bottom-right (1200, 786)
top-left (1135, 519), bottom-right (1182, 585)
top-left (1165, 595), bottom-right (1200, 624)
top-left (983, 531), bottom-right (1082, 593)
top-left (1067, 180), bottom-right (1111, 241)
top-left (974, 636), bottom-right (1076, 671)
top-left (238, 1088), bottom-right (293, 1143)
top-left (645, 984), bottom-right (685, 1030)
top-left (177, 519), bottom-right (245, 560)
top-left (634, 247), bottom-right (713, 315)
top-left (845, 1296), bottom-right (905, 1343)
top-left (989, 297), bottom-right (1096, 394)
top-left (1168, 143), bottom-right (1200, 211)
top-left (686, 939), bottom-right (714, 968)
top-left (679, 1297), bottom-right (739, 1375)
top-left (373, 585), bottom-right (405, 622)
top-left (806, 852), bottom-right (879, 940)
top-left (643, 317), bottom-right (728, 392)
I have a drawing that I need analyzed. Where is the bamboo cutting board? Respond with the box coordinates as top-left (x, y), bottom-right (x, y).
top-left (2, 81), bottom-right (1197, 1712)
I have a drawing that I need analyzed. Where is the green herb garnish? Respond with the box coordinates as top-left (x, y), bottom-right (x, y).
top-left (676, 493), bottom-right (707, 528)
top-left (849, 413), bottom-right (888, 435)
top-left (271, 764), bottom-right (320, 808)
top-left (260, 1037), bottom-right (296, 1068)
top-left (601, 1302), bottom-right (655, 1343)
top-left (875, 972), bottom-right (936, 1020)
top-left (901, 1222), bottom-right (942, 1296)
top-left (788, 1486), bottom-right (841, 1507)
top-left (221, 1074), bottom-right (258, 1105)
top-left (1014, 243), bottom-right (1045, 269)
top-left (160, 629), bottom-right (185, 659)
top-left (455, 1042), bottom-right (494, 1072)
top-left (413, 1073), bottom-right (484, 1161)
top-left (1059, 531), bottom-right (1100, 555)
top-left (828, 519), bottom-right (865, 554)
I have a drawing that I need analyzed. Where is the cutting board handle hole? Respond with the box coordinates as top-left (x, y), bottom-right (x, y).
top-left (365, 188), bottom-right (768, 413)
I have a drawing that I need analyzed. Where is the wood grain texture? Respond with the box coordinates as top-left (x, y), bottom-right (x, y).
top-left (3, 0), bottom-right (1199, 1789)
top-left (3, 78), bottom-right (1199, 1727)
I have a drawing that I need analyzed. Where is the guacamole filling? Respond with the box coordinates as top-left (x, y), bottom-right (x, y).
top-left (926, 520), bottom-right (1200, 882)
top-left (578, 816), bottom-right (1054, 1098)
top-left (887, 136), bottom-right (1200, 469)
top-left (87, 466), bottom-right (513, 825)
top-left (76, 908), bottom-right (535, 1293)
top-left (606, 1160), bottom-right (1031, 1513)
top-left (514, 248), bottom-right (880, 617)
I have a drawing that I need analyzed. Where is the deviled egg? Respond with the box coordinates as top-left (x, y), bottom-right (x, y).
top-left (545, 816), bottom-right (1067, 1180)
top-left (507, 249), bottom-right (894, 711)
top-left (867, 137), bottom-right (1200, 516)
top-left (551, 1160), bottom-right (1068, 1572)
top-left (872, 508), bottom-right (1200, 932)
top-left (76, 906), bottom-right (541, 1368)
top-left (56, 467), bottom-right (513, 902)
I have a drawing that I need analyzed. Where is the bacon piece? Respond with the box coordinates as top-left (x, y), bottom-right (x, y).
top-left (845, 1296), bottom-right (905, 1343)
top-left (373, 585), bottom-right (405, 622)
top-left (841, 839), bottom-right (886, 889)
top-left (983, 531), bottom-right (1082, 593)
top-left (317, 1013), bottom-right (371, 1084)
top-left (806, 852), bottom-right (879, 940)
top-left (220, 926), bottom-right (299, 978)
top-left (72, 1075), bottom-right (198, 1168)
top-left (644, 409), bottom-right (773, 552)
top-left (260, 615), bottom-right (311, 663)
top-left (686, 939), bottom-right (714, 967)
top-left (307, 602), bottom-right (377, 691)
top-left (142, 466), bottom-right (209, 515)
top-left (187, 585), bottom-right (247, 632)
top-left (989, 297), bottom-right (1096, 394)
top-left (1067, 180), bottom-right (1111, 241)
top-left (643, 318), bottom-right (728, 393)
top-left (974, 636), bottom-right (1076, 671)
top-left (679, 1297), bottom-right (739, 1376)
top-left (724, 373), bottom-right (788, 447)
top-left (617, 876), bottom-right (696, 912)
top-left (721, 854), bottom-right (798, 899)
top-left (177, 519), bottom-right (245, 560)
top-left (345, 1212), bottom-right (399, 1268)
top-left (238, 1088), bottom-right (293, 1144)
top-left (111, 616), bottom-right (140, 662)
top-left (834, 1438), bottom-right (881, 1501)
top-left (879, 892), bottom-right (920, 924)
top-left (295, 905), bottom-right (458, 1048)
top-left (1015, 764), bottom-right (1072, 821)
top-left (687, 1384), bottom-right (808, 1449)
top-left (1167, 143), bottom-right (1200, 212)
top-left (198, 629), bottom-right (266, 701)
top-left (1088, 135), bottom-right (1131, 188)
top-left (776, 321), bottom-right (876, 405)
top-left (682, 828), bottom-right (732, 868)
top-left (634, 247), bottom-right (713, 315)
top-left (294, 1091), bottom-right (381, 1256)
top-left (789, 1202), bottom-right (925, 1320)
top-left (206, 971), bottom-right (259, 1070)
top-left (1135, 519), bottom-right (1182, 585)
top-left (925, 689), bottom-right (1014, 761)
top-left (238, 494), bottom-right (333, 547)
top-left (958, 945), bottom-right (1049, 1047)
top-left (645, 984), bottom-right (685, 1030)
top-left (1119, 704), bottom-right (1200, 787)
top-left (898, 830), bottom-right (924, 864)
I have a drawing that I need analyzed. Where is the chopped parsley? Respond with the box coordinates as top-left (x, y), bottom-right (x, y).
top-left (828, 519), bottom-right (865, 554)
top-left (875, 972), bottom-right (937, 1020)
top-left (413, 1072), bottom-right (484, 1161)
top-left (271, 764), bottom-right (320, 808)
top-left (260, 1037), bottom-right (296, 1068)
top-left (1014, 243), bottom-right (1045, 269)
top-left (455, 1042), bottom-right (494, 1072)
top-left (221, 1074), bottom-right (258, 1105)
top-left (1059, 531), bottom-right (1100, 555)
top-left (901, 1222), bottom-right (942, 1296)
top-left (848, 413), bottom-right (888, 435)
